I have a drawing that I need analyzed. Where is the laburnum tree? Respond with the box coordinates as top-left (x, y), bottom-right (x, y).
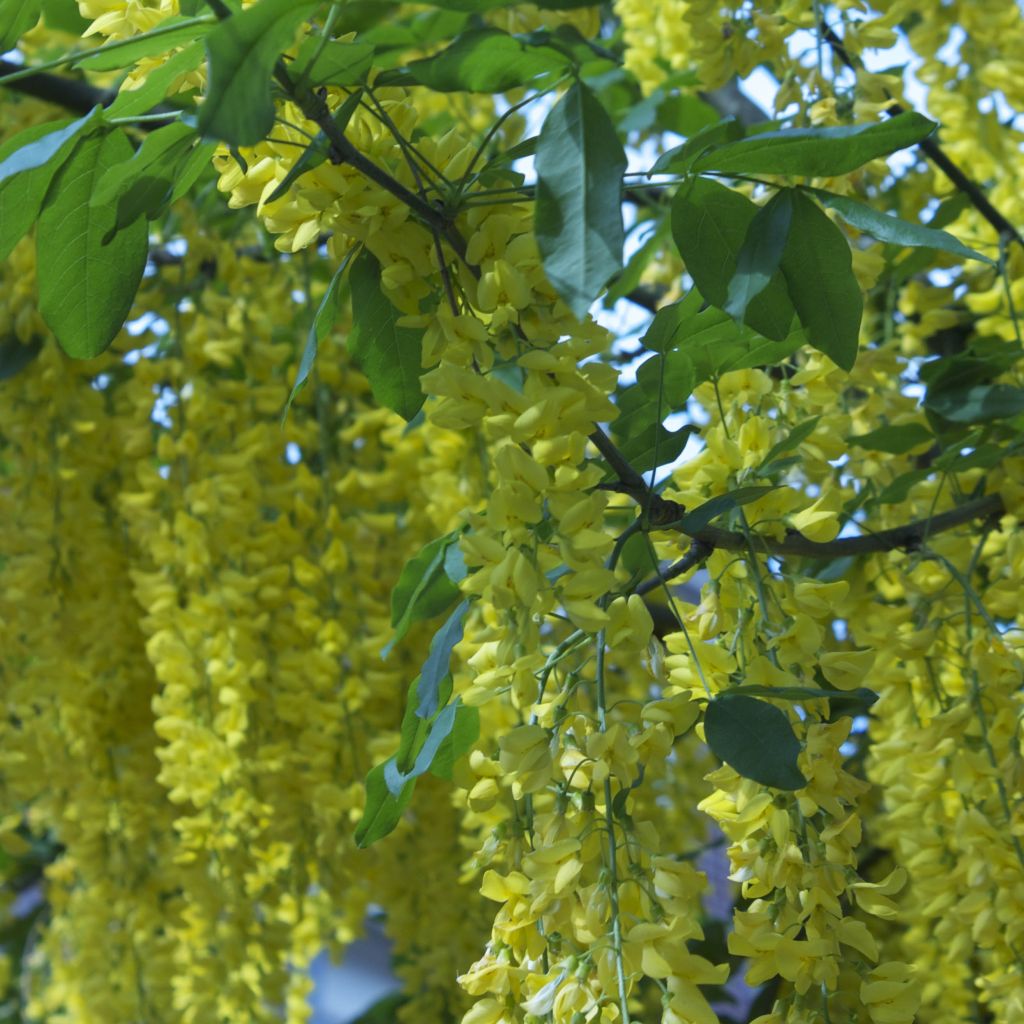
top-left (1, 1), bottom-right (1023, 1022)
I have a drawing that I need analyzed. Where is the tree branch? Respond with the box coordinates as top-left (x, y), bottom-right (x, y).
top-left (0, 58), bottom-right (114, 115)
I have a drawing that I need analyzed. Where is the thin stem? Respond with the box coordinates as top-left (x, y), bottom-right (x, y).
top-left (595, 631), bottom-right (632, 1024)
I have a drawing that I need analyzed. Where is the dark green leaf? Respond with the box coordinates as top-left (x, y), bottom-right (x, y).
top-left (0, 336), bottom-right (43, 382)
top-left (42, 0), bottom-right (89, 34)
top-left (265, 90), bottom-right (362, 204)
top-left (383, 28), bottom-right (570, 92)
top-left (0, 0), bottom-right (42, 49)
top-left (649, 116), bottom-right (743, 175)
top-left (80, 16), bottom-right (213, 70)
top-left (283, 247), bottom-right (356, 420)
top-left (674, 486), bottom-right (777, 532)
top-left (726, 189), bottom-right (794, 320)
top-left (779, 190), bottom-right (862, 371)
top-left (106, 40), bottom-right (206, 119)
top-left (0, 107), bottom-right (102, 189)
top-left (0, 118), bottom-right (75, 260)
top-left (169, 140), bottom-right (218, 201)
top-left (388, 531), bottom-right (463, 651)
top-left (91, 121), bottom-right (197, 235)
top-left (416, 700), bottom-right (479, 780)
top-left (925, 384), bottom-right (1024, 424)
top-left (692, 112), bottom-right (936, 177)
top-left (199, 0), bottom-right (319, 147)
top-left (635, 350), bottom-right (695, 409)
top-left (727, 684), bottom-right (878, 713)
top-left (875, 469), bottom-right (929, 504)
top-left (348, 250), bottom-right (425, 420)
top-left (354, 761), bottom-right (417, 848)
top-left (416, 600), bottom-right (469, 719)
top-left (535, 80), bottom-right (626, 319)
top-left (614, 422), bottom-right (697, 476)
top-left (290, 36), bottom-right (374, 87)
top-left (755, 416), bottom-right (821, 472)
top-left (671, 177), bottom-right (796, 341)
top-left (704, 695), bottom-right (807, 790)
top-left (36, 129), bottom-right (148, 359)
top-left (806, 188), bottom-right (993, 265)
top-left (848, 422), bottom-right (933, 454)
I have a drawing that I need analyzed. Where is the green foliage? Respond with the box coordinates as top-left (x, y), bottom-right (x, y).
top-left (36, 129), bottom-right (148, 359)
top-left (536, 80), bottom-right (626, 319)
top-left (347, 250), bottom-right (426, 421)
top-left (388, 531), bottom-right (464, 652)
top-left (690, 112), bottom-right (936, 177)
top-left (199, 0), bottom-right (319, 147)
top-left (704, 694), bottom-right (807, 790)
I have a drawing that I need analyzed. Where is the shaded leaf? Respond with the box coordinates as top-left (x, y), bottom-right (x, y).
top-left (671, 177), bottom-right (795, 341)
top-left (726, 189), bottom-right (794, 320)
top-left (283, 246), bottom-right (357, 420)
top-left (36, 129), bottom-right (148, 359)
top-left (347, 250), bottom-right (425, 420)
top-left (0, 0), bottom-right (43, 50)
top-left (650, 116), bottom-right (744, 175)
top-left (925, 383), bottom-right (1024, 424)
top-left (381, 28), bottom-right (570, 92)
top-left (848, 422), bottom-right (933, 454)
top-left (755, 417), bottom-right (821, 473)
top-left (291, 36), bottom-right (374, 86)
top-left (535, 80), bottom-right (626, 319)
top-left (779, 190), bottom-right (862, 371)
top-left (388, 531), bottom-right (463, 652)
top-left (80, 16), bottom-right (213, 70)
top-left (416, 599), bottom-right (469, 719)
top-left (199, 0), bottom-right (319, 147)
top-left (0, 336), bottom-right (43, 382)
top-left (614, 422), bottom-right (697, 476)
top-left (692, 112), bottom-right (936, 177)
top-left (728, 684), bottom-right (879, 714)
top-left (807, 188), bottom-right (993, 265)
top-left (354, 760), bottom-right (416, 848)
top-left (106, 40), bottom-right (207, 119)
top-left (674, 486), bottom-right (777, 532)
top-left (705, 695), bottom-right (807, 790)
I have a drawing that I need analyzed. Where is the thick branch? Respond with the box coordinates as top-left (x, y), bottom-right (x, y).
top-left (0, 58), bottom-right (113, 114)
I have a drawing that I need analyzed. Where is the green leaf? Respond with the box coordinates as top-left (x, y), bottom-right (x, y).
top-left (199, 0), bottom-right (319, 147)
top-left (0, 0), bottom-right (42, 49)
top-left (755, 417), bottom-right (821, 473)
top-left (727, 684), bottom-right (878, 713)
top-left (91, 121), bottom-right (197, 236)
top-left (726, 189), bottom-right (794, 321)
top-left (671, 177), bottom-right (796, 341)
top-left (649, 116), bottom-right (743, 175)
top-left (290, 36), bottom-right (374, 87)
top-left (0, 336), bottom-right (43, 382)
top-left (264, 90), bottom-right (362, 205)
top-left (925, 384), bottom-right (1024, 424)
top-left (36, 129), bottom-right (148, 359)
top-left (41, 0), bottom-right (89, 34)
top-left (169, 140), bottom-right (218, 202)
top-left (603, 217), bottom-right (669, 308)
top-left (704, 695), bottom-right (807, 790)
top-left (347, 250), bottom-right (426, 420)
top-left (106, 40), bottom-right (207, 119)
top-left (848, 422), bottom-right (933, 454)
top-left (636, 350), bottom-right (695, 409)
top-left (416, 599), bottom-right (469, 719)
top-left (535, 80), bottom-right (626, 319)
top-left (779, 190), bottom-right (862, 371)
top-left (0, 107), bottom-right (102, 190)
top-left (385, 28), bottom-right (570, 92)
top-left (283, 248), bottom-right (356, 421)
top-left (692, 112), bottom-right (936, 177)
top-left (806, 188), bottom-right (994, 265)
top-left (674, 485), bottom-right (777, 533)
top-left (354, 760), bottom-right (417, 848)
top-left (388, 531), bottom-right (463, 651)
top-left (424, 703), bottom-right (479, 781)
top-left (875, 469), bottom-right (929, 504)
top-left (613, 422), bottom-right (697, 476)
top-left (0, 118), bottom-right (74, 260)
top-left (80, 16), bottom-right (214, 71)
